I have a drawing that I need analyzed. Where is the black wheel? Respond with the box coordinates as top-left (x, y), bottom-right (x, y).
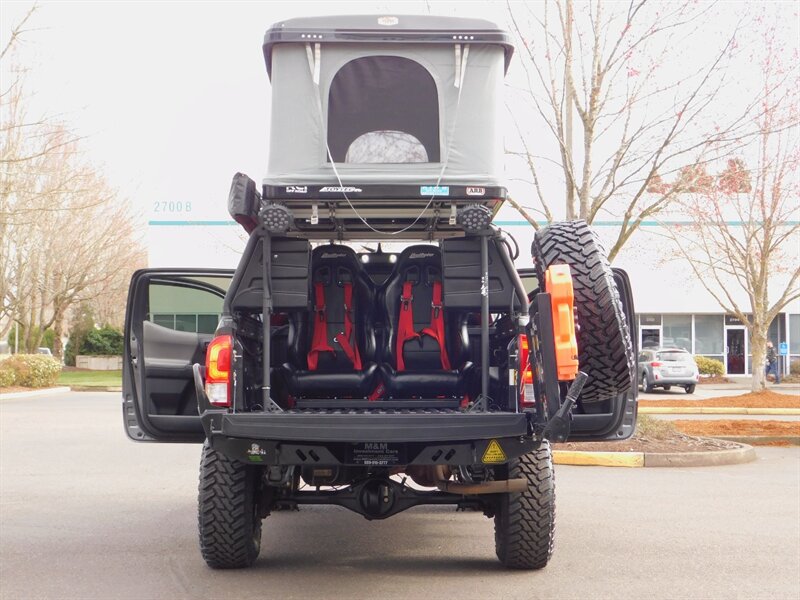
top-left (685, 384), bottom-right (696, 394)
top-left (641, 372), bottom-right (654, 393)
top-left (198, 440), bottom-right (262, 569)
top-left (494, 442), bottom-right (555, 570)
top-left (663, 385), bottom-right (672, 391)
top-left (533, 220), bottom-right (634, 403)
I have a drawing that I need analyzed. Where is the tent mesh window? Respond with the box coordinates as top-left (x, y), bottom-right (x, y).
top-left (327, 56), bottom-right (440, 164)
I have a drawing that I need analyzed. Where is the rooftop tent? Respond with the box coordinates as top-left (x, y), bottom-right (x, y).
top-left (262, 15), bottom-right (514, 196)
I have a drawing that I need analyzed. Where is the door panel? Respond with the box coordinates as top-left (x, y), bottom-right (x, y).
top-left (123, 269), bottom-right (234, 443)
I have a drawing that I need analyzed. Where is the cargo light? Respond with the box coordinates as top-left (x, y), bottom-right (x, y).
top-left (205, 335), bottom-right (233, 407)
top-left (519, 335), bottom-right (536, 409)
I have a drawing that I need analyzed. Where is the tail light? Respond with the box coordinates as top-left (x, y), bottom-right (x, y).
top-left (519, 335), bottom-right (536, 409)
top-left (205, 335), bottom-right (233, 407)
top-left (650, 361), bottom-right (663, 367)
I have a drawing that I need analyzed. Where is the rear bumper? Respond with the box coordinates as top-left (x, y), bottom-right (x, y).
top-left (203, 410), bottom-right (530, 443)
top-left (200, 410), bottom-right (535, 466)
top-left (650, 373), bottom-right (699, 386)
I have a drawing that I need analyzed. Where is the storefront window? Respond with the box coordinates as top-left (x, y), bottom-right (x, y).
top-left (695, 314), bottom-right (724, 355)
top-left (663, 315), bottom-right (691, 352)
top-left (790, 314), bottom-right (800, 354)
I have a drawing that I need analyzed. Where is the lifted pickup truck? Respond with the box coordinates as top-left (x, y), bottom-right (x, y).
top-left (123, 15), bottom-right (637, 571)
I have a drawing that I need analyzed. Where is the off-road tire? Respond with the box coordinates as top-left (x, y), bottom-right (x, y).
top-left (494, 442), bottom-right (555, 570)
top-left (198, 440), bottom-right (262, 569)
top-left (533, 220), bottom-right (634, 403)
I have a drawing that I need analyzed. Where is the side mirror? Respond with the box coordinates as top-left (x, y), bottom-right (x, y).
top-left (228, 173), bottom-right (261, 233)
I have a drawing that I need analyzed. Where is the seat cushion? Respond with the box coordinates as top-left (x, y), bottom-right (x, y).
top-left (283, 362), bottom-right (378, 399)
top-left (379, 362), bottom-right (473, 399)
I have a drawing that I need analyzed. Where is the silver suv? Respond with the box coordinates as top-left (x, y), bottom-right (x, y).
top-left (638, 348), bottom-right (698, 394)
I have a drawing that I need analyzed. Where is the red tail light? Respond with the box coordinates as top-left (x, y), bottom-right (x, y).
top-left (519, 335), bottom-right (536, 409)
top-left (650, 361), bottom-right (663, 367)
top-left (205, 335), bottom-right (232, 407)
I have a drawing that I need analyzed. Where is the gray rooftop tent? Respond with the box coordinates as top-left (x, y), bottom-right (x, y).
top-left (253, 15), bottom-right (515, 238)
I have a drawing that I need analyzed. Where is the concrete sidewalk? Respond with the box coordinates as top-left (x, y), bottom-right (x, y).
top-left (640, 380), bottom-right (799, 401)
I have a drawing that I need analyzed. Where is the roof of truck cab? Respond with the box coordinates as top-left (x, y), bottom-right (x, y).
top-left (263, 14), bottom-right (514, 77)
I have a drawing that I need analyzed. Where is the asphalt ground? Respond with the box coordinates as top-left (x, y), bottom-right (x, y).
top-left (1, 392), bottom-right (799, 600)
top-left (638, 383), bottom-right (799, 401)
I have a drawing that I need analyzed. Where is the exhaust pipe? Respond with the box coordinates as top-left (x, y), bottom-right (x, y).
top-left (437, 478), bottom-right (529, 495)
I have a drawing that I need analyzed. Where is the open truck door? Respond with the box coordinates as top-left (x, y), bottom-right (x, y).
top-left (122, 269), bottom-right (234, 442)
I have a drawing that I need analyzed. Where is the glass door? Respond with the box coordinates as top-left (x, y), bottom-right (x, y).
top-left (641, 327), bottom-right (661, 349)
top-left (726, 328), bottom-right (746, 375)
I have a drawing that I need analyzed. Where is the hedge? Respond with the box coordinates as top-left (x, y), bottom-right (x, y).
top-left (0, 354), bottom-right (62, 388)
top-left (694, 355), bottom-right (725, 376)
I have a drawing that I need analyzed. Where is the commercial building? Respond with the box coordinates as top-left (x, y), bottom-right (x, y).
top-left (147, 213), bottom-right (799, 377)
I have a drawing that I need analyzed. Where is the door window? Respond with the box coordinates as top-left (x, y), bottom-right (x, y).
top-left (148, 280), bottom-right (225, 335)
top-left (641, 328), bottom-right (661, 349)
top-left (327, 56), bottom-right (440, 163)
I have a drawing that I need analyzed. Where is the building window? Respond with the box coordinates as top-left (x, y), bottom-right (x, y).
top-left (790, 314), bottom-right (800, 355)
top-left (327, 56), bottom-right (440, 163)
top-left (694, 314), bottom-right (724, 355)
top-left (663, 315), bottom-right (691, 352)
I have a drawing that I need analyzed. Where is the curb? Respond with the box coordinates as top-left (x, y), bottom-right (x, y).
top-left (552, 451), bottom-right (644, 467)
top-left (553, 443), bottom-right (756, 468)
top-left (69, 386), bottom-right (122, 392)
top-left (639, 406), bottom-right (800, 415)
top-left (0, 386), bottom-right (71, 400)
top-left (709, 435), bottom-right (800, 446)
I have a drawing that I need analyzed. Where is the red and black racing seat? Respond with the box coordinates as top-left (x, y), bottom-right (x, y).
top-left (378, 245), bottom-right (473, 399)
top-left (281, 245), bottom-right (378, 399)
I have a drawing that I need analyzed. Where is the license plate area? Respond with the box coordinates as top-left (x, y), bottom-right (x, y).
top-left (347, 442), bottom-right (406, 466)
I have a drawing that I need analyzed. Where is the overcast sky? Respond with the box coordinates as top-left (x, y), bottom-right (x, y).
top-left (2, 1), bottom-right (797, 290)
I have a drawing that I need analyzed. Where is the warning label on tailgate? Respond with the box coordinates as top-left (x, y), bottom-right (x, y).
top-left (347, 442), bottom-right (406, 466)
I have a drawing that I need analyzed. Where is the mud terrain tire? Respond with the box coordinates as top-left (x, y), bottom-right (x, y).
top-left (532, 220), bottom-right (634, 403)
top-left (198, 440), bottom-right (262, 569)
top-left (494, 442), bottom-right (555, 570)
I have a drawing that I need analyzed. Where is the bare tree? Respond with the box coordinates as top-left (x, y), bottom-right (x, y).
top-left (662, 29), bottom-right (799, 392)
top-left (1, 6), bottom-right (145, 355)
top-left (505, 0), bottom-right (770, 260)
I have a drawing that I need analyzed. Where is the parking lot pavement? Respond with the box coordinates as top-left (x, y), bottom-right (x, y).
top-left (2, 392), bottom-right (799, 600)
top-left (639, 383), bottom-right (799, 401)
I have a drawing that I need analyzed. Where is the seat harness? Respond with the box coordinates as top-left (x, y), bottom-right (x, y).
top-left (396, 278), bottom-right (451, 372)
top-left (307, 276), bottom-right (362, 371)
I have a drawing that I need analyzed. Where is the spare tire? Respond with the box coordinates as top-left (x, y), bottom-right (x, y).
top-left (532, 220), bottom-right (634, 403)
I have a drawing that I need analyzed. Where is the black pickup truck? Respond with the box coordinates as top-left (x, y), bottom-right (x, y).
top-left (122, 15), bottom-right (636, 571)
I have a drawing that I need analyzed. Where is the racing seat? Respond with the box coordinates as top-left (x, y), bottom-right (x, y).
top-left (281, 245), bottom-right (378, 399)
top-left (378, 245), bottom-right (473, 399)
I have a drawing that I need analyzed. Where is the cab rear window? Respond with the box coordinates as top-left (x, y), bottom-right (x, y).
top-left (657, 351), bottom-right (689, 361)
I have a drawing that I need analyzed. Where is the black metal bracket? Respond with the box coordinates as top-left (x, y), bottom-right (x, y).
top-left (542, 372), bottom-right (588, 442)
top-left (530, 293), bottom-right (561, 426)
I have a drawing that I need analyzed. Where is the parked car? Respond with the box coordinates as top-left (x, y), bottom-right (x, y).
top-left (638, 348), bottom-right (698, 393)
top-left (36, 347), bottom-right (52, 356)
